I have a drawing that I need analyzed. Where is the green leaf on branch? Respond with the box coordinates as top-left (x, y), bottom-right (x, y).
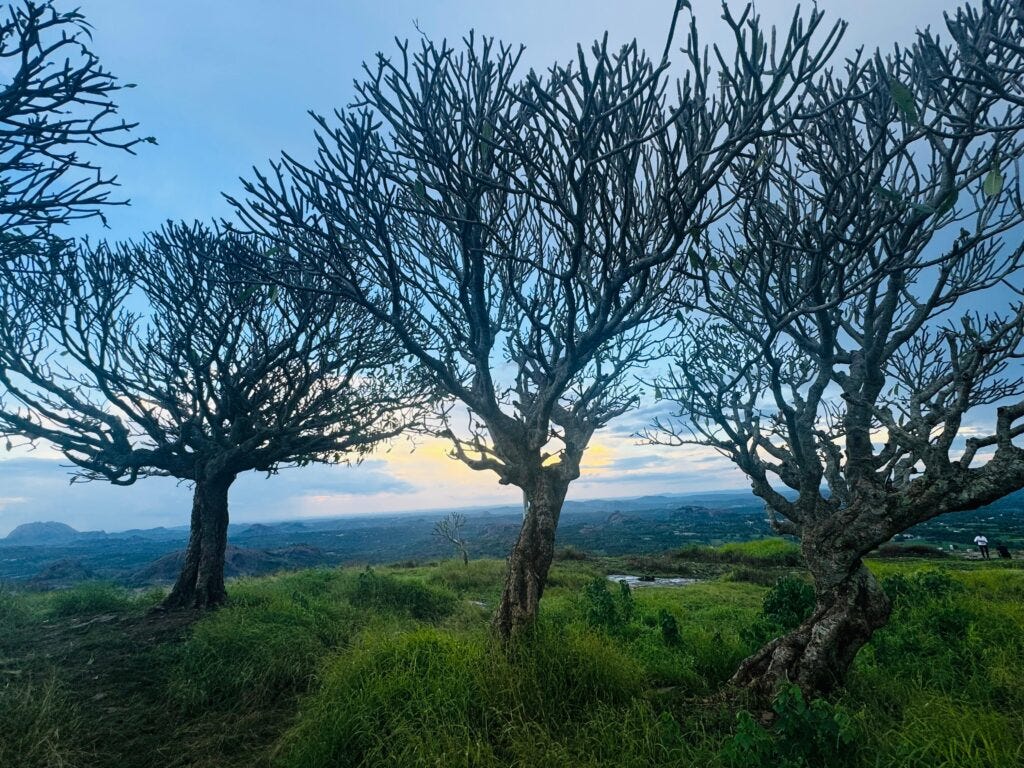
top-left (983, 168), bottom-right (1004, 198)
top-left (480, 122), bottom-right (494, 164)
top-left (888, 78), bottom-right (919, 124)
top-left (935, 188), bottom-right (958, 217)
top-left (874, 186), bottom-right (903, 205)
top-left (688, 249), bottom-right (701, 272)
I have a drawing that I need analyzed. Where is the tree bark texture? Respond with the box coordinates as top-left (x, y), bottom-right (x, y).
top-left (492, 473), bottom-right (569, 640)
top-left (162, 474), bottom-right (235, 610)
top-left (731, 544), bottom-right (891, 702)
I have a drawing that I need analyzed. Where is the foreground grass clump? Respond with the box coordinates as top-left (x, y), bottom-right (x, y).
top-left (169, 570), bottom-right (355, 711)
top-left (0, 675), bottom-right (92, 768)
top-left (0, 583), bottom-right (33, 633)
top-left (42, 581), bottom-right (154, 618)
top-left (349, 567), bottom-right (458, 620)
top-left (167, 567), bottom-right (460, 712)
top-left (273, 625), bottom-right (693, 768)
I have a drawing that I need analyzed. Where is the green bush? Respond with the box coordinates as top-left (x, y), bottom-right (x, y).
top-left (582, 577), bottom-right (620, 629)
top-left (580, 577), bottom-right (639, 634)
top-left (726, 684), bottom-right (856, 768)
top-left (881, 568), bottom-right (963, 606)
top-left (723, 565), bottom-right (781, 586)
top-left (657, 608), bottom-right (680, 646)
top-left (741, 575), bottom-right (815, 649)
top-left (762, 575), bottom-right (815, 630)
top-left (618, 580), bottom-right (636, 623)
top-left (349, 567), bottom-right (457, 621)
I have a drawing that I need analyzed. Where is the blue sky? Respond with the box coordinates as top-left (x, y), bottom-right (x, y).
top-left (0, 0), bottom-right (973, 535)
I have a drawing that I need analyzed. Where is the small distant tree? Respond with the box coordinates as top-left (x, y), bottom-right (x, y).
top-left (0, 224), bottom-right (424, 608)
top-left (234, 4), bottom-right (843, 639)
top-left (433, 511), bottom-right (470, 566)
top-left (0, 1), bottom-right (150, 250)
top-left (651, 0), bottom-right (1024, 702)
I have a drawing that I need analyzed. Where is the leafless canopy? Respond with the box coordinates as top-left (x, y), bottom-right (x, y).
top-left (0, 1), bottom-right (149, 247)
top-left (0, 223), bottom-right (421, 486)
top-left (230, 3), bottom-right (845, 636)
top-left (234, 9), bottom-right (843, 488)
top-left (650, 0), bottom-right (1024, 699)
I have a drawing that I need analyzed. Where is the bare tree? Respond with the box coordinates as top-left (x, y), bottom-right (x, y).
top-left (232, 5), bottom-right (843, 639)
top-left (0, 1), bottom-right (150, 251)
top-left (651, 0), bottom-right (1024, 702)
top-left (0, 224), bottom-right (423, 608)
top-left (433, 511), bottom-right (470, 566)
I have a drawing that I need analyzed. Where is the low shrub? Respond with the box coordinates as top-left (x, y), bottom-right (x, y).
top-left (762, 575), bottom-right (815, 630)
top-left (581, 577), bottom-right (637, 633)
top-left (582, 577), bottom-right (619, 629)
top-left (725, 684), bottom-right (856, 768)
top-left (741, 575), bottom-right (815, 649)
top-left (657, 608), bottom-right (680, 646)
top-left (880, 568), bottom-right (963, 606)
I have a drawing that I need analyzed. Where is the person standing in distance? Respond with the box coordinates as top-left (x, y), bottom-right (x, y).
top-left (973, 534), bottom-right (990, 560)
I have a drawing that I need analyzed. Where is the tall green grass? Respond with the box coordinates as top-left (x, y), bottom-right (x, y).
top-left (840, 567), bottom-right (1024, 767)
top-left (272, 626), bottom-right (705, 768)
top-left (0, 674), bottom-right (92, 768)
top-left (674, 538), bottom-right (803, 567)
top-left (41, 582), bottom-right (158, 618)
top-left (166, 567), bottom-right (460, 712)
top-left (0, 582), bottom-right (32, 634)
top-left (270, 562), bottom-right (1024, 768)
top-left (2, 557), bottom-right (1021, 768)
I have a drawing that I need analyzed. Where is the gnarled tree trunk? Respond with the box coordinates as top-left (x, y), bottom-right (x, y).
top-left (731, 546), bottom-right (891, 703)
top-left (162, 473), bottom-right (236, 610)
top-left (492, 472), bottom-right (569, 641)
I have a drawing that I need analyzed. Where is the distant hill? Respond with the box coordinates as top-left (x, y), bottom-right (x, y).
top-left (4, 521), bottom-right (102, 546)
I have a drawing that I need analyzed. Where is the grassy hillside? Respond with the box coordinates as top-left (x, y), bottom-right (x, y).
top-left (1, 543), bottom-right (1022, 767)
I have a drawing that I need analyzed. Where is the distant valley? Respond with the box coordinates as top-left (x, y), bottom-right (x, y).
top-left (3, 490), bottom-right (1024, 588)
